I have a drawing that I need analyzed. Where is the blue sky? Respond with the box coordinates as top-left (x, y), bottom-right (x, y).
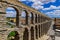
top-left (19, 0), bottom-right (60, 18)
top-left (6, 7), bottom-right (26, 17)
top-left (6, 7), bottom-right (16, 17)
top-left (6, 0), bottom-right (60, 18)
top-left (43, 0), bottom-right (60, 8)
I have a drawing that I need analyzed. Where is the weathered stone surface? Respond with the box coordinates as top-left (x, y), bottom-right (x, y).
top-left (0, 0), bottom-right (53, 40)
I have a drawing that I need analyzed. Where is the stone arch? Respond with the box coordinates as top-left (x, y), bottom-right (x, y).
top-left (23, 28), bottom-right (29, 40)
top-left (35, 25), bottom-right (38, 39)
top-left (21, 10), bottom-right (28, 25)
top-left (6, 6), bottom-right (19, 27)
top-left (29, 12), bottom-right (34, 24)
top-left (38, 25), bottom-right (40, 37)
top-left (30, 27), bottom-right (34, 40)
top-left (7, 31), bottom-right (20, 40)
top-left (35, 14), bottom-right (37, 23)
top-left (31, 12), bottom-right (34, 24)
top-left (38, 15), bottom-right (40, 23)
top-left (41, 24), bottom-right (43, 36)
top-left (24, 10), bottom-right (28, 24)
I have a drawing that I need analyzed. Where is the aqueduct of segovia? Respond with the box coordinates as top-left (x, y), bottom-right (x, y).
top-left (0, 0), bottom-right (53, 40)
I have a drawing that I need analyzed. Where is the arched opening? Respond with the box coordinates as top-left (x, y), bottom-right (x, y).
top-left (35, 14), bottom-right (37, 23)
top-left (41, 24), bottom-right (43, 36)
top-left (38, 15), bottom-right (40, 23)
top-left (37, 14), bottom-right (38, 23)
top-left (23, 28), bottom-right (29, 40)
top-left (43, 24), bottom-right (45, 35)
top-left (35, 25), bottom-right (38, 39)
top-left (29, 13), bottom-right (34, 24)
top-left (6, 7), bottom-right (19, 27)
top-left (39, 25), bottom-right (40, 37)
top-left (42, 24), bottom-right (44, 35)
top-left (41, 16), bottom-right (43, 22)
top-left (40, 15), bottom-right (42, 23)
top-left (46, 23), bottom-right (48, 34)
top-left (21, 10), bottom-right (28, 25)
top-left (43, 23), bottom-right (45, 34)
top-left (45, 23), bottom-right (47, 34)
top-left (30, 27), bottom-right (34, 40)
top-left (7, 31), bottom-right (19, 40)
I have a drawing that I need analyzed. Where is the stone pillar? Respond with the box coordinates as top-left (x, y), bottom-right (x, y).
top-left (19, 9), bottom-right (22, 27)
top-left (33, 13), bottom-right (35, 24)
top-left (27, 11), bottom-right (30, 25)
top-left (34, 27), bottom-right (36, 40)
top-left (29, 29), bottom-right (31, 40)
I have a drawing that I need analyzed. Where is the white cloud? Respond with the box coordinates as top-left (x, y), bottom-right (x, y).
top-left (41, 0), bottom-right (56, 4)
top-left (50, 0), bottom-right (56, 2)
top-left (31, 0), bottom-right (44, 10)
top-left (50, 5), bottom-right (57, 9)
top-left (19, 0), bottom-right (44, 10)
top-left (54, 10), bottom-right (60, 15)
top-left (45, 10), bottom-right (60, 18)
top-left (6, 7), bottom-right (16, 17)
top-left (6, 13), bottom-right (16, 17)
top-left (31, 0), bottom-right (56, 10)
top-left (32, 4), bottom-right (44, 9)
top-left (19, 0), bottom-right (56, 10)
top-left (43, 5), bottom-right (60, 10)
top-left (6, 11), bottom-right (16, 13)
top-left (43, 5), bottom-right (57, 10)
top-left (42, 8), bottom-right (50, 10)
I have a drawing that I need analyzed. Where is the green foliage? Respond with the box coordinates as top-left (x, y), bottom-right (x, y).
top-left (7, 31), bottom-right (16, 40)
top-left (11, 25), bottom-right (15, 28)
top-left (8, 31), bottom-right (16, 37)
